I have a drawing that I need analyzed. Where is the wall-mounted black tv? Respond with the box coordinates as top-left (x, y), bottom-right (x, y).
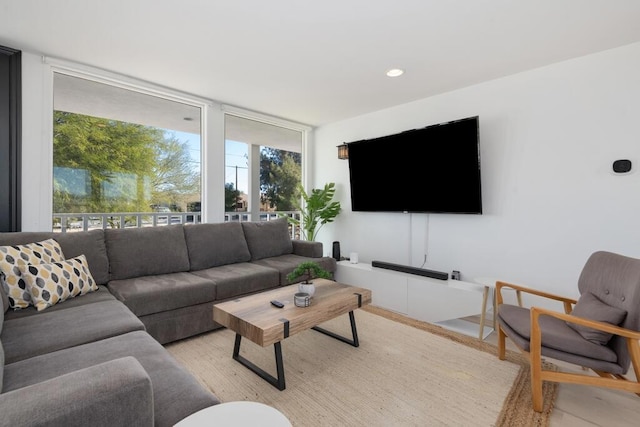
top-left (347, 116), bottom-right (482, 214)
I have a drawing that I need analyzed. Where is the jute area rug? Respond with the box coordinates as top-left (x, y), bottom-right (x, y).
top-left (165, 305), bottom-right (557, 426)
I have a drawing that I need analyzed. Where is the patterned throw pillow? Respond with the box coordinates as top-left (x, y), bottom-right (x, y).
top-left (18, 254), bottom-right (98, 312)
top-left (0, 239), bottom-right (66, 309)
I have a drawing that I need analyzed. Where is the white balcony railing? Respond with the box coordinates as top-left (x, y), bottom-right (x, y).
top-left (52, 211), bottom-right (301, 238)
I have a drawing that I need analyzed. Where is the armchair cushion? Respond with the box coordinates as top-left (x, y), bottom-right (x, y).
top-left (498, 304), bottom-right (618, 363)
top-left (566, 292), bottom-right (627, 345)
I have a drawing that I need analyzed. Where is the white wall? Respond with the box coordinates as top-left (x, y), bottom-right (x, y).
top-left (313, 42), bottom-right (640, 299)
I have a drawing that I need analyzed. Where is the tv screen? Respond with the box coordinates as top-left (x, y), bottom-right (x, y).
top-left (347, 116), bottom-right (482, 214)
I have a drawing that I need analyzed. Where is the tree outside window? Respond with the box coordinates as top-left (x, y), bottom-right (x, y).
top-left (53, 111), bottom-right (201, 223)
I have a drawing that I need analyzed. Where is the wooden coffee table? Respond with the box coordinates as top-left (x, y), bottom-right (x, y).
top-left (213, 278), bottom-right (372, 390)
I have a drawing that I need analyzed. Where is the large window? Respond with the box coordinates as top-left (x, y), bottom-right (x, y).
top-left (224, 114), bottom-right (302, 221)
top-left (52, 73), bottom-right (202, 231)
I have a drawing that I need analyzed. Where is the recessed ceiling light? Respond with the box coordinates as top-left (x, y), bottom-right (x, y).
top-left (386, 68), bottom-right (404, 77)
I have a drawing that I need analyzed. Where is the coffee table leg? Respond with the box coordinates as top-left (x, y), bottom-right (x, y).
top-left (233, 333), bottom-right (286, 390)
top-left (312, 310), bottom-right (359, 347)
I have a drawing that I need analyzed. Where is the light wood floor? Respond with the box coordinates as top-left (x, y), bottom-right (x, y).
top-left (468, 316), bottom-right (640, 426)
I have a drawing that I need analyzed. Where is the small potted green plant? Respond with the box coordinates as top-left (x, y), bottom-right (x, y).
top-left (287, 261), bottom-right (332, 297)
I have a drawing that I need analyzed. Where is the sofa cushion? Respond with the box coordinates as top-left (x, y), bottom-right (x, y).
top-left (53, 230), bottom-right (110, 285)
top-left (566, 292), bottom-right (627, 345)
top-left (0, 231), bottom-right (110, 287)
top-left (105, 225), bottom-right (190, 281)
top-left (1, 280), bottom-right (8, 314)
top-left (18, 254), bottom-right (98, 312)
top-left (2, 330), bottom-right (219, 427)
top-left (137, 302), bottom-right (220, 345)
top-left (252, 254), bottom-right (337, 285)
top-left (0, 239), bottom-right (66, 309)
top-left (0, 288), bottom-right (4, 334)
top-left (241, 218), bottom-right (293, 261)
top-left (108, 272), bottom-right (217, 317)
top-left (3, 285), bottom-right (116, 321)
top-left (2, 299), bottom-right (145, 364)
top-left (291, 239), bottom-right (323, 258)
top-left (0, 337), bottom-right (4, 392)
top-left (0, 232), bottom-right (54, 248)
top-left (184, 222), bottom-right (251, 270)
top-left (191, 263), bottom-right (280, 300)
top-left (0, 286), bottom-right (4, 391)
top-left (0, 357), bottom-right (154, 427)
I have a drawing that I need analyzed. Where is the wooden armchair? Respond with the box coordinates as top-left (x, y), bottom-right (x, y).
top-left (495, 251), bottom-right (640, 412)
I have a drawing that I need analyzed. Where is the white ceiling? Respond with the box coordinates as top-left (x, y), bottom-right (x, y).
top-left (2, 0), bottom-right (640, 127)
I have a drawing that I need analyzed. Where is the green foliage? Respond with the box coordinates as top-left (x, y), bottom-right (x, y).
top-left (53, 111), bottom-right (200, 214)
top-left (260, 147), bottom-right (301, 211)
top-left (151, 133), bottom-right (201, 208)
top-left (286, 261), bottom-right (332, 284)
top-left (285, 182), bottom-right (341, 241)
top-left (225, 182), bottom-right (241, 211)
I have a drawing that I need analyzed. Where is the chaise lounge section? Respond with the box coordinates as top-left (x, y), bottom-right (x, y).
top-left (0, 218), bottom-right (335, 425)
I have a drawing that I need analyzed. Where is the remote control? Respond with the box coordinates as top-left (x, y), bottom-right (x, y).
top-left (270, 300), bottom-right (284, 308)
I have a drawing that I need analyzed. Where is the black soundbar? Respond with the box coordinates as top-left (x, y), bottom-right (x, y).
top-left (371, 260), bottom-right (449, 280)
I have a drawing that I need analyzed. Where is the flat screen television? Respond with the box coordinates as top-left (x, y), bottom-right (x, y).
top-left (347, 116), bottom-right (482, 214)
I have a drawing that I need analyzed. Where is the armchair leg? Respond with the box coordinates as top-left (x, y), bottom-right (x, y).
top-left (498, 325), bottom-right (506, 360)
top-left (530, 309), bottom-right (544, 412)
top-left (530, 358), bottom-right (543, 412)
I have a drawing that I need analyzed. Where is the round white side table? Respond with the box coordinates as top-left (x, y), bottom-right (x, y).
top-left (174, 401), bottom-right (292, 427)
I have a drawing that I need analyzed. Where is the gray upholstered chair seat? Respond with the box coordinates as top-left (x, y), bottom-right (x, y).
top-left (108, 272), bottom-right (216, 317)
top-left (496, 250), bottom-right (640, 412)
top-left (498, 304), bottom-right (619, 363)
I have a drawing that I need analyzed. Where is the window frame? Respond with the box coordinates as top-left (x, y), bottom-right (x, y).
top-left (47, 59), bottom-right (208, 229)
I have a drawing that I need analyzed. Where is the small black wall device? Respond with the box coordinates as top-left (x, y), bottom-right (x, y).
top-left (332, 241), bottom-right (341, 261)
top-left (613, 159), bottom-right (632, 173)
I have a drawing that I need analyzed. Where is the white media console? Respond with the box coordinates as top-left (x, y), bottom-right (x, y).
top-left (335, 261), bottom-right (494, 339)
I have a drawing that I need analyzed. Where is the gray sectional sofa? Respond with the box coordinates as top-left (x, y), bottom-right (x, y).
top-left (0, 218), bottom-right (336, 426)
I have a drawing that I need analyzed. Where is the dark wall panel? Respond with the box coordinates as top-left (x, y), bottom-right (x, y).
top-left (0, 45), bottom-right (21, 232)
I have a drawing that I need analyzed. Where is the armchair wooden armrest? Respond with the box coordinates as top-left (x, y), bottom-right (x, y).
top-left (529, 306), bottom-right (640, 404)
top-left (531, 306), bottom-right (640, 341)
top-left (496, 281), bottom-right (578, 313)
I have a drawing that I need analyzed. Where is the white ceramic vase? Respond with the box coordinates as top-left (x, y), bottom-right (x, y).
top-left (298, 282), bottom-right (315, 297)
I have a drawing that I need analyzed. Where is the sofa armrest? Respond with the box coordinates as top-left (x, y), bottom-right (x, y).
top-left (292, 240), bottom-right (323, 258)
top-left (0, 357), bottom-right (153, 427)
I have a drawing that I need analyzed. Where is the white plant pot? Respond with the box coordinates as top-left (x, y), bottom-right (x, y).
top-left (298, 283), bottom-right (315, 297)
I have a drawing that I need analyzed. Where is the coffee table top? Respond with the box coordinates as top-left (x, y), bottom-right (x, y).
top-left (213, 279), bottom-right (371, 347)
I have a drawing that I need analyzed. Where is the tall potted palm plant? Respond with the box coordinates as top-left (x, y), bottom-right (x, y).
top-left (285, 182), bottom-right (341, 241)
